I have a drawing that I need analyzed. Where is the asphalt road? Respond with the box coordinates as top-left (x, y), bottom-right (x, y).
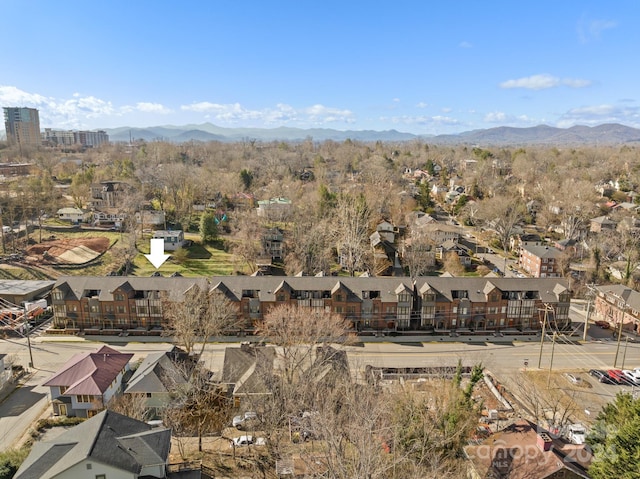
top-left (1, 316), bottom-right (638, 452)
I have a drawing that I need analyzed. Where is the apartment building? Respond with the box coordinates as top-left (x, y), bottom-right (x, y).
top-left (49, 276), bottom-right (571, 335)
top-left (593, 284), bottom-right (640, 334)
top-left (43, 128), bottom-right (109, 147)
top-left (3, 107), bottom-right (41, 148)
top-left (519, 244), bottom-right (562, 278)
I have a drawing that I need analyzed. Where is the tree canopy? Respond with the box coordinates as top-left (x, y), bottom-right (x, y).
top-left (588, 392), bottom-right (640, 479)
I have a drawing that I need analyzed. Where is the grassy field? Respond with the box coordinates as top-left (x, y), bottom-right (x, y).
top-left (132, 239), bottom-right (237, 277)
top-left (3, 228), bottom-right (240, 279)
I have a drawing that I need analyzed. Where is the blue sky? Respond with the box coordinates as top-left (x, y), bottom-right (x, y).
top-left (2, 1), bottom-right (638, 135)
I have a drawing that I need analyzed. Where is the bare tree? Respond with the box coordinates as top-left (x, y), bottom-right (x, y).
top-left (163, 282), bottom-right (241, 357)
top-left (256, 304), bottom-right (354, 386)
top-left (163, 366), bottom-right (231, 453)
top-left (443, 251), bottom-right (465, 276)
top-left (332, 194), bottom-right (372, 276)
top-left (230, 209), bottom-right (263, 274)
top-left (477, 195), bottom-right (525, 251)
top-left (107, 392), bottom-right (149, 422)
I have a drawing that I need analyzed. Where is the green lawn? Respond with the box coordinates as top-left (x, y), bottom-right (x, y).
top-left (131, 240), bottom-right (237, 277)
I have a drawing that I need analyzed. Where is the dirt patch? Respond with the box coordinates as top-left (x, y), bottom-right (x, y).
top-left (25, 237), bottom-right (111, 265)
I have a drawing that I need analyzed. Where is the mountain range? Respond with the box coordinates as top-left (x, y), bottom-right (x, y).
top-left (102, 122), bottom-right (640, 145)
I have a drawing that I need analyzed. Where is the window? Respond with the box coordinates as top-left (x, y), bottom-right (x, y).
top-left (76, 395), bottom-right (93, 403)
top-left (53, 291), bottom-right (64, 301)
top-left (96, 475), bottom-right (106, 479)
top-left (423, 292), bottom-right (436, 302)
top-left (335, 294), bottom-right (343, 302)
top-left (398, 292), bottom-right (411, 303)
top-left (86, 463), bottom-right (92, 470)
top-left (60, 386), bottom-right (68, 394)
top-left (277, 294), bottom-right (285, 302)
top-left (114, 293), bottom-right (125, 301)
top-left (117, 306), bottom-right (126, 314)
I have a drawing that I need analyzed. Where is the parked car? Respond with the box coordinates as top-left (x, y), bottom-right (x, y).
top-left (230, 435), bottom-right (266, 447)
top-left (589, 369), bottom-right (614, 384)
top-left (232, 411), bottom-right (259, 429)
top-left (622, 370), bottom-right (640, 386)
top-left (607, 369), bottom-right (625, 384)
top-left (567, 424), bottom-right (586, 445)
top-left (594, 320), bottom-right (610, 329)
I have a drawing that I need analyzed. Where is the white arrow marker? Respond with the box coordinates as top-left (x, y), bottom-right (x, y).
top-left (145, 238), bottom-right (171, 269)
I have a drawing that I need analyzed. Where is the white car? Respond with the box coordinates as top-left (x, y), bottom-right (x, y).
top-left (622, 370), bottom-right (640, 386)
top-left (230, 435), bottom-right (266, 447)
top-left (232, 411), bottom-right (258, 429)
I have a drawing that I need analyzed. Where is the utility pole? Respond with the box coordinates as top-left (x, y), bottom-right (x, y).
top-left (613, 301), bottom-right (626, 368)
top-left (538, 303), bottom-right (554, 369)
top-left (583, 283), bottom-right (596, 342)
top-left (538, 305), bottom-right (549, 369)
top-left (621, 337), bottom-right (630, 370)
top-left (547, 332), bottom-right (557, 389)
top-left (23, 303), bottom-right (34, 369)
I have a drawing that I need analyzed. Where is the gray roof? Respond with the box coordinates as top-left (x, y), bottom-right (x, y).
top-left (125, 351), bottom-right (189, 394)
top-left (222, 346), bottom-right (276, 396)
top-left (54, 276), bottom-right (569, 305)
top-left (14, 410), bottom-right (171, 479)
top-left (596, 284), bottom-right (640, 312)
top-left (520, 244), bottom-right (562, 259)
top-left (0, 280), bottom-right (55, 296)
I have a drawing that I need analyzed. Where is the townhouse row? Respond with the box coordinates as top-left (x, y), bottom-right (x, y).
top-left (50, 276), bottom-right (571, 334)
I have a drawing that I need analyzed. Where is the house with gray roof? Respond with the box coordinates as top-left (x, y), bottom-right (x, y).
top-left (43, 345), bottom-right (133, 418)
top-left (13, 409), bottom-right (179, 479)
top-left (124, 348), bottom-right (193, 417)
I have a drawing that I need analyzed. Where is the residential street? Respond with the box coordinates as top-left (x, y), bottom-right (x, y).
top-left (1, 307), bottom-right (639, 452)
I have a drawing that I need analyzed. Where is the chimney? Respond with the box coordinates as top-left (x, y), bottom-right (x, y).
top-left (537, 432), bottom-right (553, 452)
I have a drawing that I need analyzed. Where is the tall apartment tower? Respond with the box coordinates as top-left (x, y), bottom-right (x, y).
top-left (3, 107), bottom-right (41, 148)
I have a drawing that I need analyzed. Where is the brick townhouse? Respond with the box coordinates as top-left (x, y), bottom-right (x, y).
top-left (50, 276), bottom-right (571, 335)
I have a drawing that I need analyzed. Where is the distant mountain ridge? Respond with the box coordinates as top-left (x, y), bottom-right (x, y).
top-left (103, 122), bottom-right (640, 145)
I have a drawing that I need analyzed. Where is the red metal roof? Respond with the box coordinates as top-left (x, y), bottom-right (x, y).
top-left (43, 345), bottom-right (133, 395)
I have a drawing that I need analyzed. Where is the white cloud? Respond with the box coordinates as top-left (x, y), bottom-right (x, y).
top-left (135, 102), bottom-right (171, 114)
top-left (441, 107), bottom-right (453, 113)
top-left (0, 85), bottom-right (49, 106)
top-left (416, 102), bottom-right (429, 108)
top-left (459, 41), bottom-right (473, 48)
top-left (557, 104), bottom-right (640, 128)
top-left (577, 16), bottom-right (617, 43)
top-left (484, 111), bottom-right (507, 122)
top-left (381, 114), bottom-right (460, 127)
top-left (500, 74), bottom-right (591, 90)
top-left (181, 101), bottom-right (354, 125)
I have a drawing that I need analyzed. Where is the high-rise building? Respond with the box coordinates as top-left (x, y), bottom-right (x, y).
top-left (3, 107), bottom-right (41, 148)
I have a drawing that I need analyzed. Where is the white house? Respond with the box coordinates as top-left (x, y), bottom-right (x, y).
top-left (152, 230), bottom-right (185, 251)
top-left (56, 207), bottom-right (90, 223)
